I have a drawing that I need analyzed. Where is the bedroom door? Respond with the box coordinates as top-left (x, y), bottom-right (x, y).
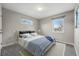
top-left (75, 4), bottom-right (79, 56)
top-left (0, 4), bottom-right (2, 55)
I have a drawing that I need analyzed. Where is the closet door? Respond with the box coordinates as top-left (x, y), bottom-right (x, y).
top-left (75, 4), bottom-right (79, 56)
top-left (0, 4), bottom-right (2, 55)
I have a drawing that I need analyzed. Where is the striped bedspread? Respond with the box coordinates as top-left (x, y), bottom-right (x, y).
top-left (25, 36), bottom-right (55, 56)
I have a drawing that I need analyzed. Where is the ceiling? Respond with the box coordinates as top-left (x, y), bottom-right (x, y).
top-left (2, 3), bottom-right (75, 19)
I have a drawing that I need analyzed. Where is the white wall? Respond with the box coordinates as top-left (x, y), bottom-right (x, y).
top-left (39, 10), bottom-right (74, 44)
top-left (2, 8), bottom-right (39, 47)
top-left (0, 4), bottom-right (2, 55)
top-left (74, 4), bottom-right (79, 56)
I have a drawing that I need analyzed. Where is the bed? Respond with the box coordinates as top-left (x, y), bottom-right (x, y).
top-left (18, 31), bottom-right (56, 56)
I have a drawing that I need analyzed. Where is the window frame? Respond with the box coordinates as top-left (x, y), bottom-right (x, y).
top-left (75, 6), bottom-right (79, 28)
top-left (21, 19), bottom-right (33, 26)
top-left (51, 17), bottom-right (64, 33)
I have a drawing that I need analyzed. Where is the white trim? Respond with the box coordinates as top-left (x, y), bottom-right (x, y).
top-left (2, 41), bottom-right (17, 48)
top-left (63, 44), bottom-right (66, 56)
top-left (56, 40), bottom-right (74, 46)
top-left (74, 44), bottom-right (79, 56)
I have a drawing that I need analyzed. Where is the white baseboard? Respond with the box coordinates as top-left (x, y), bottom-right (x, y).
top-left (56, 40), bottom-right (74, 46)
top-left (2, 41), bottom-right (17, 48)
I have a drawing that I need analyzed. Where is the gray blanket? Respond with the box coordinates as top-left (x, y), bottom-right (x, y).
top-left (26, 36), bottom-right (55, 56)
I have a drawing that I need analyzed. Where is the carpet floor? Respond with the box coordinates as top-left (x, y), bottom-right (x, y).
top-left (64, 44), bottom-right (76, 56)
top-left (1, 42), bottom-right (76, 56)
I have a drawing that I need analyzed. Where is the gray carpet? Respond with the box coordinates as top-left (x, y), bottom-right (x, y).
top-left (64, 44), bottom-right (76, 56)
top-left (45, 42), bottom-right (65, 56)
top-left (1, 44), bottom-right (23, 56)
top-left (1, 42), bottom-right (76, 56)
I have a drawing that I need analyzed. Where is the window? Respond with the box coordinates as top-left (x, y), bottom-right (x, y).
top-left (52, 17), bottom-right (64, 33)
top-left (76, 7), bottom-right (79, 28)
top-left (21, 19), bottom-right (33, 25)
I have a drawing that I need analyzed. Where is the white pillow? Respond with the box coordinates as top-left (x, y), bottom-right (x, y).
top-left (31, 33), bottom-right (38, 36)
top-left (20, 33), bottom-right (32, 38)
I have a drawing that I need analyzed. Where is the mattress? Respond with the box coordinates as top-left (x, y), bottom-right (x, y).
top-left (18, 35), bottom-right (43, 48)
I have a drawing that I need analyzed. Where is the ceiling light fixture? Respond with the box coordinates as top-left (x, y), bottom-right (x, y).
top-left (37, 7), bottom-right (43, 11)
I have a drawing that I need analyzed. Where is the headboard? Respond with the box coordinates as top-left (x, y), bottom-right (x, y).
top-left (18, 31), bottom-right (35, 38)
top-left (19, 31), bottom-right (35, 34)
